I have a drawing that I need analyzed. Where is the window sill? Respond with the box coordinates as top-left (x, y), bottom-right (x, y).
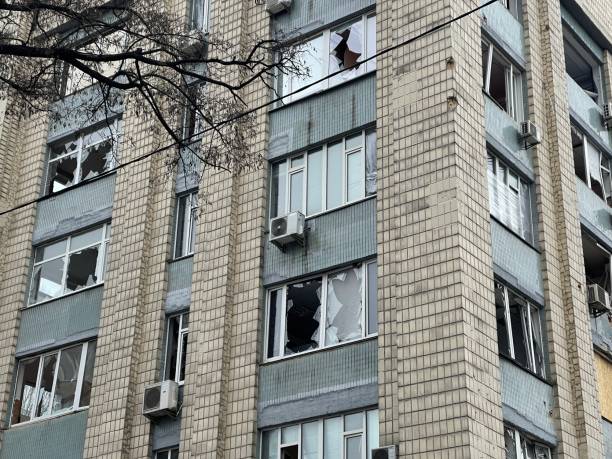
top-left (24, 283), bottom-right (104, 310)
top-left (499, 353), bottom-right (551, 386)
top-left (10, 406), bottom-right (88, 429)
top-left (490, 214), bottom-right (539, 253)
top-left (168, 253), bottom-right (195, 264)
top-left (261, 334), bottom-right (377, 366)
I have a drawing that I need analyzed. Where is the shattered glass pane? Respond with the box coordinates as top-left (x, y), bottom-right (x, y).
top-left (51, 345), bottom-right (82, 414)
top-left (36, 353), bottom-right (57, 417)
top-left (14, 356), bottom-right (40, 423)
top-left (49, 138), bottom-right (79, 161)
top-left (325, 267), bottom-right (363, 345)
top-left (365, 130), bottom-right (377, 195)
top-left (284, 278), bottom-right (322, 355)
top-left (80, 140), bottom-right (112, 181)
top-left (30, 258), bottom-right (65, 304)
top-left (65, 246), bottom-right (100, 292)
top-left (48, 153), bottom-right (78, 193)
top-left (329, 20), bottom-right (364, 84)
top-left (79, 341), bottom-right (96, 407)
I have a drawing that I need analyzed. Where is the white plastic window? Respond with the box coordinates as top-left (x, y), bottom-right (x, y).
top-left (270, 130), bottom-right (376, 219)
top-left (11, 340), bottom-right (96, 425)
top-left (504, 426), bottom-right (551, 459)
top-left (482, 40), bottom-right (524, 122)
top-left (29, 223), bottom-right (111, 305)
top-left (278, 13), bottom-right (376, 104)
top-left (46, 119), bottom-right (120, 194)
top-left (174, 191), bottom-right (198, 258)
top-left (265, 260), bottom-right (377, 361)
top-left (260, 410), bottom-right (379, 459)
top-left (164, 313), bottom-right (189, 384)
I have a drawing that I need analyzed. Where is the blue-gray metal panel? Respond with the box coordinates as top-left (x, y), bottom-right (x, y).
top-left (263, 198), bottom-right (376, 285)
top-left (268, 75), bottom-right (376, 160)
top-left (603, 417), bottom-right (612, 459)
top-left (567, 76), bottom-right (612, 148)
top-left (486, 134), bottom-right (534, 182)
top-left (576, 178), bottom-right (612, 245)
top-left (500, 359), bottom-right (557, 445)
top-left (560, 3), bottom-right (605, 61)
top-left (0, 410), bottom-right (88, 459)
top-left (47, 87), bottom-right (123, 142)
top-left (16, 286), bottom-right (102, 357)
top-left (151, 416), bottom-right (181, 451)
top-left (490, 219), bottom-right (544, 302)
top-left (165, 258), bottom-right (193, 313)
top-left (484, 97), bottom-right (533, 171)
top-left (33, 174), bottom-right (115, 244)
top-left (481, 0), bottom-right (525, 63)
top-left (258, 339), bottom-right (377, 427)
top-left (272, 0), bottom-right (374, 39)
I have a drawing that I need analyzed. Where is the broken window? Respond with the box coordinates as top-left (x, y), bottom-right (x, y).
top-left (260, 410), bottom-right (378, 459)
top-left (29, 223), bottom-right (111, 305)
top-left (265, 260), bottom-right (377, 360)
top-left (572, 125), bottom-right (612, 206)
top-left (482, 40), bottom-right (524, 121)
top-left (504, 425), bottom-right (551, 459)
top-left (582, 232), bottom-right (612, 300)
top-left (278, 13), bottom-right (376, 104)
top-left (174, 191), bottom-right (198, 258)
top-left (164, 313), bottom-right (189, 384)
top-left (495, 282), bottom-right (546, 378)
top-left (564, 29), bottom-right (604, 103)
top-left (155, 448), bottom-right (179, 459)
top-left (188, 0), bottom-right (209, 31)
top-left (270, 130), bottom-right (376, 219)
top-left (11, 340), bottom-right (96, 425)
top-left (46, 119), bottom-right (120, 194)
top-left (487, 153), bottom-right (534, 244)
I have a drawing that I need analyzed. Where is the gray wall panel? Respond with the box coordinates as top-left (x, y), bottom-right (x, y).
top-left (16, 286), bottom-right (102, 357)
top-left (491, 219), bottom-right (544, 301)
top-left (264, 198), bottom-right (376, 285)
top-left (33, 174), bottom-right (115, 244)
top-left (258, 339), bottom-right (377, 427)
top-left (152, 416), bottom-right (181, 451)
top-left (500, 359), bottom-right (557, 445)
top-left (272, 0), bottom-right (374, 39)
top-left (0, 410), bottom-right (88, 459)
top-left (268, 75), bottom-right (376, 160)
top-left (481, 0), bottom-right (524, 61)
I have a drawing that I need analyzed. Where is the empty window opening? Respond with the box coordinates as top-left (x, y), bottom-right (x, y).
top-left (572, 125), bottom-right (612, 206)
top-left (564, 32), bottom-right (603, 103)
top-left (11, 341), bottom-right (96, 425)
top-left (582, 232), bottom-right (611, 298)
top-left (164, 313), bottom-right (189, 384)
top-left (482, 41), bottom-right (524, 121)
top-left (266, 261), bottom-right (377, 360)
top-left (495, 282), bottom-right (545, 378)
top-left (174, 191), bottom-right (198, 258)
top-left (29, 224), bottom-right (111, 305)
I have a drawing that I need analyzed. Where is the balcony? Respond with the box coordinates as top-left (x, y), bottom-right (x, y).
top-left (566, 74), bottom-right (611, 147)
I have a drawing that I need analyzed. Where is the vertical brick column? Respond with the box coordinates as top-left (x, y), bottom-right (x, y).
top-left (521, 0), bottom-right (604, 456)
top-left (376, 0), bottom-right (504, 456)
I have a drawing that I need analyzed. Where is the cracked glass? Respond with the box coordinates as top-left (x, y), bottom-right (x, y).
top-left (325, 267), bottom-right (363, 345)
top-left (284, 278), bottom-right (322, 355)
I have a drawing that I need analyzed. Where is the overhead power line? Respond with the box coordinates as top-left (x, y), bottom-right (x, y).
top-left (0, 0), bottom-right (498, 218)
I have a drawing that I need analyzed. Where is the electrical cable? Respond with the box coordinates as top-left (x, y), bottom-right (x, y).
top-left (0, 0), bottom-right (498, 218)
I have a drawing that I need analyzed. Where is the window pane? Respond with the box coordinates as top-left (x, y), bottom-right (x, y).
top-left (48, 154), bottom-right (78, 193)
top-left (529, 305), bottom-right (545, 378)
top-left (70, 227), bottom-right (104, 251)
top-left (165, 316), bottom-right (180, 381)
top-left (36, 353), bottom-right (57, 417)
top-left (281, 425), bottom-right (299, 444)
top-left (520, 181), bottom-right (533, 244)
top-left (289, 171), bottom-right (304, 212)
top-left (285, 279), bottom-right (322, 355)
top-left (49, 138), bottom-right (79, 161)
top-left (271, 162), bottom-right (287, 218)
top-left (170, 449), bottom-right (179, 459)
top-left (366, 410), bottom-right (379, 458)
top-left (261, 430), bottom-right (279, 459)
top-left (51, 345), bottom-right (82, 414)
top-left (508, 291), bottom-right (530, 368)
top-left (179, 331), bottom-right (188, 382)
top-left (30, 258), bottom-right (65, 304)
top-left (267, 290), bottom-right (283, 358)
top-left (366, 15), bottom-right (376, 72)
top-left (324, 417), bottom-right (342, 459)
top-left (175, 195), bottom-right (188, 257)
top-left (504, 428), bottom-right (518, 459)
top-left (346, 133), bottom-right (362, 152)
top-left (35, 239), bottom-right (67, 263)
top-left (365, 131), bottom-right (377, 195)
top-left (290, 35), bottom-right (325, 97)
top-left (325, 267), bottom-right (363, 345)
top-left (65, 245), bottom-right (100, 292)
top-left (495, 283), bottom-right (511, 357)
top-left (345, 412), bottom-right (363, 431)
top-left (329, 20), bottom-right (364, 85)
top-left (588, 144), bottom-right (604, 199)
top-left (80, 139), bottom-right (113, 181)
top-left (307, 149), bottom-right (323, 215)
top-left (327, 142), bottom-right (343, 209)
top-left (302, 421), bottom-right (320, 459)
top-left (280, 446), bottom-right (298, 459)
top-left (489, 52), bottom-right (509, 111)
top-left (79, 341), bottom-right (96, 407)
top-left (347, 150), bottom-right (365, 202)
top-left (345, 435), bottom-right (363, 459)
top-left (367, 262), bottom-right (377, 335)
top-left (13, 357), bottom-right (40, 424)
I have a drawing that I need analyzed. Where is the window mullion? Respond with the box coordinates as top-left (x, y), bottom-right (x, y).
top-left (74, 343), bottom-right (88, 408)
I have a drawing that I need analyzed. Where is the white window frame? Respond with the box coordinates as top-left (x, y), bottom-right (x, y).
top-left (173, 191), bottom-right (198, 259)
top-left (278, 13), bottom-right (376, 104)
top-left (29, 223), bottom-right (111, 306)
top-left (11, 340), bottom-right (95, 426)
top-left (259, 409), bottom-right (379, 459)
top-left (46, 119), bottom-right (120, 194)
top-left (496, 282), bottom-right (546, 378)
top-left (505, 425), bottom-right (551, 459)
top-left (271, 130), bottom-right (375, 219)
top-left (264, 260), bottom-right (377, 362)
top-left (574, 127), bottom-right (612, 207)
top-left (482, 40), bottom-right (524, 122)
top-left (163, 313), bottom-right (189, 385)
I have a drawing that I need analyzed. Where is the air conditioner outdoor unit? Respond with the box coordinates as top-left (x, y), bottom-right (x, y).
top-left (519, 120), bottom-right (541, 145)
top-left (142, 380), bottom-right (179, 419)
top-left (270, 211), bottom-right (305, 248)
top-left (372, 446), bottom-right (398, 459)
top-left (266, 0), bottom-right (291, 14)
top-left (603, 103), bottom-right (612, 124)
top-left (587, 283), bottom-right (611, 315)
